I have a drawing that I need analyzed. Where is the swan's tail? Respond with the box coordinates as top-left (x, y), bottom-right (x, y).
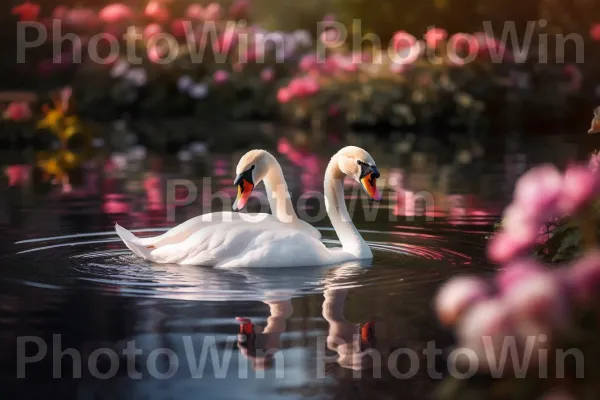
top-left (115, 224), bottom-right (154, 260)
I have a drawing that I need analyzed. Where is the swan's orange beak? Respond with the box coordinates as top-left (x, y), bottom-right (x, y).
top-left (360, 171), bottom-right (382, 201)
top-left (233, 168), bottom-right (255, 211)
top-left (234, 180), bottom-right (254, 210)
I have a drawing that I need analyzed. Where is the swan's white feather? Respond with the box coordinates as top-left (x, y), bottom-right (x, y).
top-left (133, 212), bottom-right (320, 249)
top-left (116, 221), bottom-right (347, 268)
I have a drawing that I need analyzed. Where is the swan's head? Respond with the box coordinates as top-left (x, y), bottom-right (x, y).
top-left (233, 150), bottom-right (271, 210)
top-left (335, 146), bottom-right (382, 201)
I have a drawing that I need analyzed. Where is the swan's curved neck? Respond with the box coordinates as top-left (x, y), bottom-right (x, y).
top-left (324, 157), bottom-right (372, 258)
top-left (263, 155), bottom-right (298, 224)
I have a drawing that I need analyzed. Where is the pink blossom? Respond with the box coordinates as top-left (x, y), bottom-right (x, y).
top-left (559, 165), bottom-right (599, 214)
top-left (242, 47), bottom-right (263, 62)
top-left (53, 6), bottom-right (69, 20)
top-left (435, 276), bottom-right (490, 327)
top-left (99, 4), bottom-right (133, 25)
top-left (590, 24), bottom-right (600, 41)
top-left (277, 87), bottom-right (292, 103)
top-left (320, 27), bottom-right (342, 47)
top-left (424, 27), bottom-right (448, 49)
top-left (489, 204), bottom-right (553, 263)
top-left (487, 200), bottom-right (542, 263)
top-left (327, 54), bottom-right (358, 72)
top-left (496, 259), bottom-right (546, 293)
top-left (448, 33), bottom-right (479, 56)
top-left (299, 54), bottom-right (318, 71)
top-left (277, 138), bottom-right (292, 154)
top-left (12, 2), bottom-right (40, 22)
top-left (488, 165), bottom-right (600, 262)
top-left (143, 24), bottom-right (162, 40)
top-left (171, 19), bottom-right (189, 39)
top-left (392, 30), bottom-right (417, 52)
top-left (186, 4), bottom-right (205, 21)
top-left (288, 77), bottom-right (320, 97)
top-left (288, 78), bottom-right (304, 96)
top-left (502, 269), bottom-right (568, 332)
top-left (203, 3), bottom-right (222, 21)
top-left (260, 68), bottom-right (274, 82)
top-left (213, 31), bottom-right (237, 53)
top-left (213, 70), bottom-right (229, 84)
top-left (4, 102), bottom-right (32, 121)
top-left (566, 250), bottom-right (600, 304)
top-left (65, 8), bottom-right (100, 31)
top-left (457, 300), bottom-right (514, 367)
top-left (514, 164), bottom-right (563, 214)
top-left (230, 0), bottom-right (250, 19)
top-left (6, 165), bottom-right (32, 186)
top-left (147, 46), bottom-right (163, 63)
top-left (145, 1), bottom-right (170, 23)
top-left (487, 232), bottom-right (536, 265)
top-left (474, 32), bottom-right (511, 61)
top-left (302, 77), bottom-right (319, 95)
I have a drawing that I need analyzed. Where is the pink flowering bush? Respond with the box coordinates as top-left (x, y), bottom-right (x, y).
top-left (435, 151), bottom-right (600, 400)
top-left (3, 102), bottom-right (32, 122)
top-left (7, 1), bottom-right (594, 131)
top-left (489, 164), bottom-right (600, 263)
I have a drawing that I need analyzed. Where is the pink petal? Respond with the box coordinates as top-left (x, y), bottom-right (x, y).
top-left (559, 165), bottom-right (599, 214)
top-left (435, 276), bottom-right (489, 326)
top-left (496, 259), bottom-right (546, 293)
top-left (514, 164), bottom-right (563, 213)
top-left (566, 250), bottom-right (600, 304)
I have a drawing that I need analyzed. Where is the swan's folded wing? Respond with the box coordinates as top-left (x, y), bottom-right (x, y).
top-left (146, 221), bottom-right (327, 268)
top-left (299, 219), bottom-right (322, 240)
top-left (132, 212), bottom-right (279, 247)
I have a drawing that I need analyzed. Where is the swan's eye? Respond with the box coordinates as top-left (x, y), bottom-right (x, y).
top-left (250, 165), bottom-right (255, 170)
top-left (357, 160), bottom-right (365, 166)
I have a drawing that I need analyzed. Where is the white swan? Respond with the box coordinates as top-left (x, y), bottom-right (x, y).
top-left (115, 146), bottom-right (382, 268)
top-left (116, 149), bottom-right (319, 249)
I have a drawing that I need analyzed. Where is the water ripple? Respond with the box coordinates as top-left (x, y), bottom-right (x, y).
top-left (4, 226), bottom-right (483, 302)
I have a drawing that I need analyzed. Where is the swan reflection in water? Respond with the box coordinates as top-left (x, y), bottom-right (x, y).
top-left (235, 261), bottom-right (377, 373)
top-left (322, 288), bottom-right (376, 371)
top-left (236, 299), bottom-right (293, 370)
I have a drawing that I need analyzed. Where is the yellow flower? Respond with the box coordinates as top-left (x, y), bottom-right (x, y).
top-left (37, 109), bottom-right (64, 130)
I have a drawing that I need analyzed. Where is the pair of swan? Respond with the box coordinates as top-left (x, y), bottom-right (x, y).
top-left (115, 146), bottom-right (382, 268)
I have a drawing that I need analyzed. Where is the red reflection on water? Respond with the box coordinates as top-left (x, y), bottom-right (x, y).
top-left (144, 175), bottom-right (163, 211)
top-left (277, 138), bottom-right (321, 191)
top-left (103, 194), bottom-right (129, 214)
top-left (6, 165), bottom-right (32, 187)
top-left (213, 158), bottom-right (229, 177)
top-left (446, 195), bottom-right (497, 225)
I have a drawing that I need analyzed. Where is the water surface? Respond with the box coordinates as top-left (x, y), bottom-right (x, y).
top-left (0, 129), bottom-right (582, 399)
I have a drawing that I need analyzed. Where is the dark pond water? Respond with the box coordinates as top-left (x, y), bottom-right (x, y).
top-left (0, 127), bottom-right (585, 399)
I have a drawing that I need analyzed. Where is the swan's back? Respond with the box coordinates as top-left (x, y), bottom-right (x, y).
top-left (116, 220), bottom-right (333, 268)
